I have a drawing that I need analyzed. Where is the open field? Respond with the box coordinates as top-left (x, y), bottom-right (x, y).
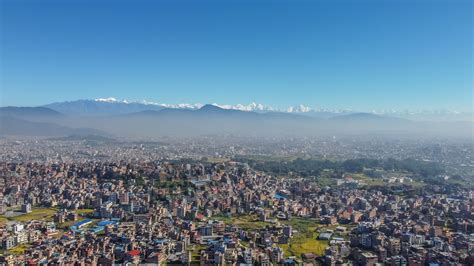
top-left (314, 176), bottom-right (337, 187)
top-left (213, 215), bottom-right (331, 258)
top-left (351, 173), bottom-right (426, 188)
top-left (212, 214), bottom-right (272, 230)
top-left (57, 220), bottom-right (76, 230)
top-left (75, 208), bottom-right (95, 216)
top-left (351, 173), bottom-right (385, 186)
top-left (189, 244), bottom-right (207, 262)
top-left (206, 157), bottom-right (231, 163)
top-left (236, 155), bottom-right (301, 162)
top-left (279, 217), bottom-right (328, 257)
top-left (0, 207), bottom-right (58, 223)
top-left (285, 237), bottom-right (327, 257)
top-left (0, 244), bottom-right (31, 255)
top-left (279, 218), bottom-right (355, 258)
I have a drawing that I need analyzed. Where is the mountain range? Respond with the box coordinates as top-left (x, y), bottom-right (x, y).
top-left (0, 99), bottom-right (472, 139)
top-left (42, 98), bottom-right (472, 120)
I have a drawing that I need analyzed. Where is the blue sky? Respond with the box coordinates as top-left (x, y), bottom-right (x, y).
top-left (1, 0), bottom-right (472, 111)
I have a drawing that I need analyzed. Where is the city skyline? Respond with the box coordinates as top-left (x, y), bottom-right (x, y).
top-left (1, 0), bottom-right (472, 111)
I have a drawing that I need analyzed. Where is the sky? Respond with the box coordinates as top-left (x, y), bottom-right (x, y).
top-left (1, 0), bottom-right (472, 111)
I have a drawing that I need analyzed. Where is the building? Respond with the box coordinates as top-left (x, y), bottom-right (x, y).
top-left (21, 203), bottom-right (32, 213)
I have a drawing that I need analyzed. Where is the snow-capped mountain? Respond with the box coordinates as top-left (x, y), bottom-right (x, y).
top-left (1, 99), bottom-right (471, 138)
top-left (39, 98), bottom-right (472, 121)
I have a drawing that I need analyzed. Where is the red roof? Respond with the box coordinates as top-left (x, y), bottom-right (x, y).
top-left (128, 250), bottom-right (140, 256)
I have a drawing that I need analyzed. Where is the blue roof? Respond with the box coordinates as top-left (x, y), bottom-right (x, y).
top-left (274, 193), bottom-right (288, 200)
top-left (73, 219), bottom-right (93, 227)
top-left (89, 226), bottom-right (104, 233)
top-left (155, 239), bottom-right (168, 244)
top-left (97, 220), bottom-right (117, 226)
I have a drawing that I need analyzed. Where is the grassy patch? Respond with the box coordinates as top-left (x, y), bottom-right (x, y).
top-left (236, 155), bottom-right (300, 162)
top-left (57, 220), bottom-right (76, 230)
top-left (351, 173), bottom-right (384, 186)
top-left (281, 217), bottom-right (320, 233)
top-left (316, 177), bottom-right (337, 187)
top-left (5, 244), bottom-right (31, 255)
top-left (2, 207), bottom-right (58, 222)
top-left (206, 157), bottom-right (230, 163)
top-left (75, 208), bottom-right (95, 216)
top-left (351, 173), bottom-right (427, 188)
top-left (212, 214), bottom-right (272, 230)
top-left (189, 244), bottom-right (207, 262)
top-left (279, 218), bottom-right (328, 258)
top-left (212, 215), bottom-right (332, 258)
top-left (288, 237), bottom-right (327, 256)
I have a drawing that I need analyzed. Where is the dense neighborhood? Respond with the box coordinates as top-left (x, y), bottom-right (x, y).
top-left (0, 141), bottom-right (472, 265)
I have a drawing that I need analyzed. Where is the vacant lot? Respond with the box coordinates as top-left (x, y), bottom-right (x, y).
top-left (279, 217), bottom-right (328, 257)
top-left (75, 208), bottom-right (95, 216)
top-left (0, 244), bottom-right (31, 255)
top-left (1, 207), bottom-right (58, 223)
top-left (212, 214), bottom-right (272, 230)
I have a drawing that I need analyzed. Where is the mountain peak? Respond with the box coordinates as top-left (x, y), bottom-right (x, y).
top-left (95, 97), bottom-right (120, 103)
top-left (199, 104), bottom-right (225, 112)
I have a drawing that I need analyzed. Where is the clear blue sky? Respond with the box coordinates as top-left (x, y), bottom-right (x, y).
top-left (1, 0), bottom-right (472, 111)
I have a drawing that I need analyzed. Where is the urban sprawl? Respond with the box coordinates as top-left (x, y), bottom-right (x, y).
top-left (0, 137), bottom-right (472, 266)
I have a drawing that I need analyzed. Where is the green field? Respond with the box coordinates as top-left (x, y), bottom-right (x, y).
top-left (213, 215), bottom-right (330, 258)
top-left (236, 155), bottom-right (300, 162)
top-left (0, 244), bottom-right (31, 255)
top-left (75, 208), bottom-right (95, 216)
top-left (189, 244), bottom-right (207, 262)
top-left (212, 214), bottom-right (272, 230)
top-left (0, 207), bottom-right (58, 223)
top-left (351, 173), bottom-right (426, 188)
top-left (314, 176), bottom-right (338, 187)
top-left (283, 237), bottom-right (327, 257)
top-left (57, 220), bottom-right (76, 230)
top-left (351, 173), bottom-right (385, 186)
top-left (279, 217), bottom-right (328, 257)
top-left (205, 157), bottom-right (231, 163)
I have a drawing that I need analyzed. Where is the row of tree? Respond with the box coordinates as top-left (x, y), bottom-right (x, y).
top-left (236, 157), bottom-right (445, 178)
